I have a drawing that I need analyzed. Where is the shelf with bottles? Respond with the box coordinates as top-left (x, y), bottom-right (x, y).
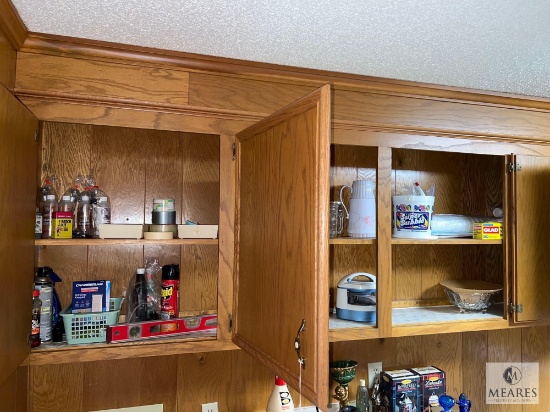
top-left (27, 331), bottom-right (235, 366)
top-left (32, 122), bottom-right (224, 365)
top-left (36, 238), bottom-right (219, 246)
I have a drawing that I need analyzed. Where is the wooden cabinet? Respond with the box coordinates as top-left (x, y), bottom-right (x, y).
top-left (328, 142), bottom-right (550, 337)
top-left (4, 31), bottom-right (550, 410)
top-left (511, 154), bottom-right (550, 322)
top-left (330, 147), bottom-right (508, 340)
top-left (31, 123), bottom-right (231, 364)
top-left (0, 84), bottom-right (38, 390)
top-left (234, 85), bottom-right (331, 406)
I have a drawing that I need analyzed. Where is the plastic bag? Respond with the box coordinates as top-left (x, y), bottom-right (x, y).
top-left (126, 258), bottom-right (162, 322)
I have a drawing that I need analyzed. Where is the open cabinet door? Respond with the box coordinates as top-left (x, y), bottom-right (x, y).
top-left (234, 85), bottom-right (331, 406)
top-left (511, 154), bottom-right (550, 322)
top-left (0, 86), bottom-right (38, 386)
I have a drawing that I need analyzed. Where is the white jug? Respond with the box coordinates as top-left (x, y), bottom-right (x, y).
top-left (339, 180), bottom-right (376, 238)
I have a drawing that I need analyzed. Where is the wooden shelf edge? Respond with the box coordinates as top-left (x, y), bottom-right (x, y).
top-left (26, 337), bottom-right (238, 366)
top-left (392, 238), bottom-right (502, 245)
top-left (35, 238), bottom-right (219, 246)
top-left (391, 318), bottom-right (509, 338)
top-left (329, 327), bottom-right (379, 342)
top-left (329, 238), bottom-right (376, 245)
top-left (329, 238), bottom-right (502, 245)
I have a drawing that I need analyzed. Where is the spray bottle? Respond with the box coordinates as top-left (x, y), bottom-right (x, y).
top-left (266, 376), bottom-right (295, 412)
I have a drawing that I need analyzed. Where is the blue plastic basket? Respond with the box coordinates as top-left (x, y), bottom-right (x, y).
top-left (60, 297), bottom-right (123, 345)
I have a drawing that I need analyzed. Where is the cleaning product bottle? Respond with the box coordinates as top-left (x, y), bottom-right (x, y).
top-left (266, 376), bottom-right (295, 412)
top-left (31, 290), bottom-right (42, 348)
top-left (34, 267), bottom-right (53, 342)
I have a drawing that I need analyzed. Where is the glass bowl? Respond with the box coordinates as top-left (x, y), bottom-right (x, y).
top-left (440, 280), bottom-right (503, 313)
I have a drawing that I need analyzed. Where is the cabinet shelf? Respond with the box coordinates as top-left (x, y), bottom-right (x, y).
top-left (35, 238), bottom-right (219, 246)
top-left (26, 331), bottom-right (237, 366)
top-left (329, 237), bottom-right (375, 245)
top-left (392, 238), bottom-right (502, 245)
top-left (329, 238), bottom-right (502, 245)
top-left (329, 304), bottom-right (507, 342)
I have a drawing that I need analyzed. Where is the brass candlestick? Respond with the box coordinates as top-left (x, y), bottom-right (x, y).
top-left (329, 360), bottom-right (358, 410)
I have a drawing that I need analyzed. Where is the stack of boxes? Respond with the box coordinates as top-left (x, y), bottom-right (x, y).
top-left (380, 366), bottom-right (446, 412)
top-left (409, 366), bottom-right (446, 411)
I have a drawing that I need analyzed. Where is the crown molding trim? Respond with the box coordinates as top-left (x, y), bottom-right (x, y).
top-left (0, 0), bottom-right (27, 49)
top-left (21, 33), bottom-right (550, 112)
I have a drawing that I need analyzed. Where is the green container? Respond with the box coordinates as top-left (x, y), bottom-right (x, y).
top-left (61, 297), bottom-right (123, 345)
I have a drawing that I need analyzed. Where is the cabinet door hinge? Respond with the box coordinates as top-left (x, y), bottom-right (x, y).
top-left (228, 313), bottom-right (233, 332)
top-left (509, 303), bottom-right (523, 313)
top-left (34, 130), bottom-right (39, 142)
top-left (232, 143), bottom-right (236, 161)
top-left (507, 161), bottom-right (522, 173)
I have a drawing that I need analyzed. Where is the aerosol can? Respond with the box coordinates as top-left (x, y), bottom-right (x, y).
top-left (266, 376), bottom-right (295, 412)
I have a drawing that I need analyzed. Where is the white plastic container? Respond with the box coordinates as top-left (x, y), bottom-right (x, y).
top-left (392, 195), bottom-right (435, 238)
top-left (177, 224), bottom-right (218, 239)
top-left (98, 224), bottom-right (144, 239)
top-left (266, 376), bottom-right (295, 412)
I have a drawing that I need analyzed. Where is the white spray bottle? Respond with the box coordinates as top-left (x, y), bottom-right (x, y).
top-left (266, 376), bottom-right (295, 412)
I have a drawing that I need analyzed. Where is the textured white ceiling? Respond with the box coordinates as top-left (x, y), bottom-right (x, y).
top-left (10, 0), bottom-right (550, 99)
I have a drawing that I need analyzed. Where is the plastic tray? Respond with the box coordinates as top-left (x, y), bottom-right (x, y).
top-left (98, 224), bottom-right (143, 239)
top-left (177, 224), bottom-right (218, 239)
top-left (60, 297), bottom-right (123, 345)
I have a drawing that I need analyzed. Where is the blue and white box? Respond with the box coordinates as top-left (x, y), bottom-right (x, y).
top-left (72, 280), bottom-right (111, 313)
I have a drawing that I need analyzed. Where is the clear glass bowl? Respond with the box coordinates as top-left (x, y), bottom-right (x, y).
top-left (443, 288), bottom-right (501, 313)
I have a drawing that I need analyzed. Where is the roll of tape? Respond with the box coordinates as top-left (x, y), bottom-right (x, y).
top-left (152, 211), bottom-right (176, 224)
top-left (153, 198), bottom-right (175, 212)
top-left (149, 224), bottom-right (178, 235)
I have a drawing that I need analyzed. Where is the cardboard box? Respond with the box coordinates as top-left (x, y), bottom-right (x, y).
top-left (473, 221), bottom-right (503, 239)
top-left (409, 366), bottom-right (446, 412)
top-left (52, 212), bottom-right (73, 239)
top-left (72, 280), bottom-right (111, 313)
top-left (380, 369), bottom-right (420, 412)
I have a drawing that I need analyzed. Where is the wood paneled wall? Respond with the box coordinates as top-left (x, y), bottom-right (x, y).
top-left (29, 326), bottom-right (550, 412)
top-left (338, 326), bottom-right (550, 412)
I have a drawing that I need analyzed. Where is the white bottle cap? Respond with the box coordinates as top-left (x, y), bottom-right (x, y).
top-left (359, 379), bottom-right (366, 386)
top-left (137, 268), bottom-right (145, 274)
